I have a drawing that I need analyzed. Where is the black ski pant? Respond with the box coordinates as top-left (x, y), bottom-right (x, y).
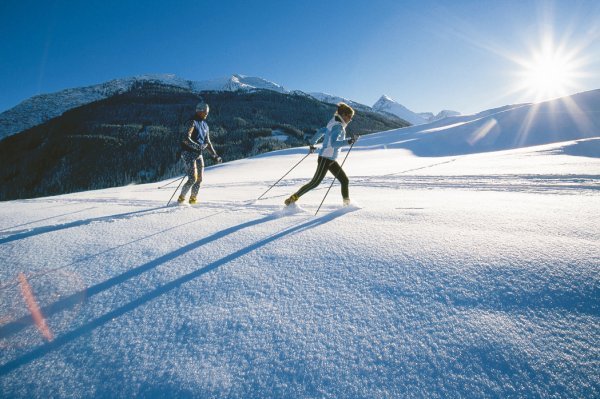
top-left (295, 156), bottom-right (349, 199)
top-left (180, 151), bottom-right (204, 198)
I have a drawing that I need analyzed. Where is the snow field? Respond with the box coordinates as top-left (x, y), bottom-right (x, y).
top-left (1, 91), bottom-right (599, 399)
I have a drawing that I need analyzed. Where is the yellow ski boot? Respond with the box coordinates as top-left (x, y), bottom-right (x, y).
top-left (284, 194), bottom-right (299, 206)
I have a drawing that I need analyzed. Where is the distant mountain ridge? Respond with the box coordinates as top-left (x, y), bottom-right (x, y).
top-left (372, 94), bottom-right (461, 125)
top-left (1, 74), bottom-right (413, 141)
top-left (307, 92), bottom-right (371, 112)
top-left (0, 74), bottom-right (294, 140)
top-left (1, 72), bottom-right (462, 141)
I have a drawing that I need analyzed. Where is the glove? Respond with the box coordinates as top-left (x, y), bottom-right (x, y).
top-left (309, 145), bottom-right (316, 154)
top-left (214, 155), bottom-right (223, 164)
top-left (348, 134), bottom-right (359, 145)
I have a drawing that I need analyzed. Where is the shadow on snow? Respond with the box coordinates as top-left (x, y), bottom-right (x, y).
top-left (0, 206), bottom-right (169, 245)
top-left (0, 207), bottom-right (356, 375)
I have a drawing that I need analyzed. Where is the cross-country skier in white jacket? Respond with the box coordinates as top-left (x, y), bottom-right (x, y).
top-left (285, 102), bottom-right (357, 206)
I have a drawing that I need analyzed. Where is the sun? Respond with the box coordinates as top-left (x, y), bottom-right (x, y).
top-left (514, 41), bottom-right (582, 102)
top-left (524, 52), bottom-right (570, 94)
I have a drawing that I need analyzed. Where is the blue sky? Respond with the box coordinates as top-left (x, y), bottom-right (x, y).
top-left (1, 0), bottom-right (599, 114)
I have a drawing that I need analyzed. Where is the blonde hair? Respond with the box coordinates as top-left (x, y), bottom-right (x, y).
top-left (337, 102), bottom-right (355, 118)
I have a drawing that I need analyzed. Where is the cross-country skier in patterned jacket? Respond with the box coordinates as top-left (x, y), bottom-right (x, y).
top-left (284, 102), bottom-right (358, 207)
top-left (177, 101), bottom-right (222, 205)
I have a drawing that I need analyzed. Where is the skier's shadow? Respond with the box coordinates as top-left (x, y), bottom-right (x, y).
top-left (0, 206), bottom-right (168, 245)
top-left (0, 209), bottom-right (228, 292)
top-left (0, 212), bottom-right (276, 339)
top-left (0, 207), bottom-right (356, 375)
top-left (0, 207), bottom-right (96, 233)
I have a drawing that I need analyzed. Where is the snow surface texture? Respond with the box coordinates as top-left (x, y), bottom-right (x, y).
top-left (0, 94), bottom-right (599, 397)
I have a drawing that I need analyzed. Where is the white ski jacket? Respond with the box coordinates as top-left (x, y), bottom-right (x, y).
top-left (310, 115), bottom-right (349, 160)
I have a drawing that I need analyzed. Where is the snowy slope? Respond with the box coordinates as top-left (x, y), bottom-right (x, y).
top-left (0, 93), bottom-right (599, 397)
top-left (361, 89), bottom-right (600, 156)
top-left (0, 74), bottom-right (286, 140)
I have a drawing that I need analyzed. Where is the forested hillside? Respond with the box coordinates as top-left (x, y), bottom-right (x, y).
top-left (0, 82), bottom-right (408, 200)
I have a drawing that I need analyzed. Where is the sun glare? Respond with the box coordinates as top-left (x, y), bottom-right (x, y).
top-left (519, 47), bottom-right (577, 100)
top-left (526, 54), bottom-right (568, 92)
top-left (513, 38), bottom-right (585, 103)
top-left (504, 32), bottom-right (593, 147)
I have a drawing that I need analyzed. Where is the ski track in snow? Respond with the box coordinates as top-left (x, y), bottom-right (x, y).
top-left (0, 139), bottom-right (599, 397)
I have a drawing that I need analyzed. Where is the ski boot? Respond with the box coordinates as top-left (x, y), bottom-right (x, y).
top-left (284, 194), bottom-right (299, 206)
top-left (189, 196), bottom-right (197, 205)
top-left (177, 195), bottom-right (185, 204)
top-left (343, 198), bottom-right (351, 206)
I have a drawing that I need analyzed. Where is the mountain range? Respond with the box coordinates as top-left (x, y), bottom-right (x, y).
top-left (0, 74), bottom-right (289, 141)
top-left (0, 74), bottom-right (458, 141)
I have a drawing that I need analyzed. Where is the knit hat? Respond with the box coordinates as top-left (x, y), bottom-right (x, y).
top-left (195, 102), bottom-right (209, 113)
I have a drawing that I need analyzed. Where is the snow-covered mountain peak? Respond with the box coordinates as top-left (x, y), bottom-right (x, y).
top-left (378, 94), bottom-right (395, 103)
top-left (191, 74), bottom-right (288, 93)
top-left (373, 95), bottom-right (461, 126)
top-left (231, 74), bottom-right (288, 93)
top-left (372, 95), bottom-right (429, 126)
top-left (372, 94), bottom-right (399, 110)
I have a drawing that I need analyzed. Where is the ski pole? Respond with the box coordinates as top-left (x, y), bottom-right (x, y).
top-left (166, 176), bottom-right (186, 206)
top-left (257, 152), bottom-right (311, 201)
top-left (158, 175), bottom-right (184, 189)
top-left (315, 139), bottom-right (357, 216)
